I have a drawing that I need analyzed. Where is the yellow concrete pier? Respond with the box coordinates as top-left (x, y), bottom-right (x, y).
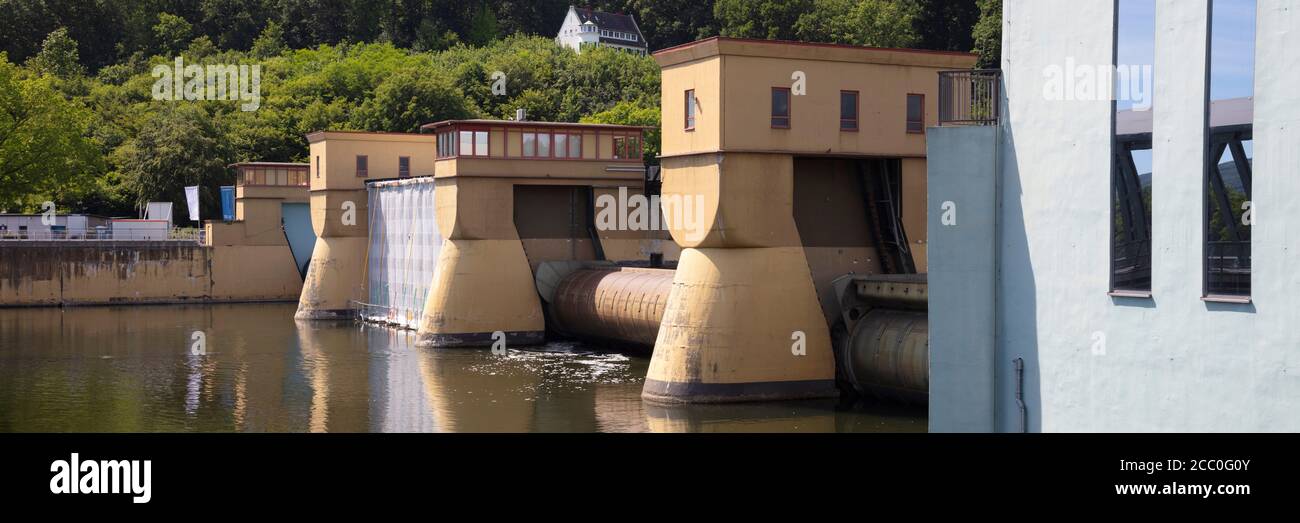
top-left (644, 37), bottom-right (975, 402)
top-left (297, 131), bottom-right (435, 319)
top-left (413, 120), bottom-right (655, 347)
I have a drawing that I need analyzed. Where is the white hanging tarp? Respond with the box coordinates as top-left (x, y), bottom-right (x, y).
top-left (362, 177), bottom-right (442, 330)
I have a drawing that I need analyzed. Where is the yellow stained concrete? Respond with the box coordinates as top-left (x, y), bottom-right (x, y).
top-left (416, 239), bottom-right (544, 346)
top-left (646, 247), bottom-right (835, 401)
top-left (296, 235), bottom-right (368, 319)
top-left (0, 243), bottom-right (302, 306)
top-left (297, 131), bottom-right (435, 320)
top-left (644, 38), bottom-right (973, 402)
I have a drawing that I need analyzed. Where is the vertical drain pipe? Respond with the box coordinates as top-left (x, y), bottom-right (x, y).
top-left (1013, 357), bottom-right (1026, 433)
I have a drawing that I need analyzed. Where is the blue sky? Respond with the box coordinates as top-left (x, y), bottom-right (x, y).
top-left (1117, 0), bottom-right (1255, 173)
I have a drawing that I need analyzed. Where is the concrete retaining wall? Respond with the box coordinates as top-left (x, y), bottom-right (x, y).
top-left (0, 242), bottom-right (302, 306)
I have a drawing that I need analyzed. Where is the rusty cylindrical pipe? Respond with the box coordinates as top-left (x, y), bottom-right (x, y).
top-left (839, 308), bottom-right (928, 404)
top-left (549, 268), bottom-right (675, 348)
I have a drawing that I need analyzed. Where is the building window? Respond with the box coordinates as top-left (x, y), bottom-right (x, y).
top-left (457, 130), bottom-right (488, 157)
top-left (1204, 0), bottom-right (1255, 299)
top-left (613, 134), bottom-right (641, 160)
top-left (399, 156), bottom-right (410, 178)
top-left (356, 155), bottom-right (368, 177)
top-left (523, 132), bottom-right (537, 157)
top-left (315, 156), bottom-right (320, 178)
top-left (906, 94), bottom-right (924, 133)
top-left (459, 131), bottom-right (473, 157)
top-left (771, 87), bottom-right (791, 129)
top-left (841, 90), bottom-right (859, 131)
top-left (1110, 0), bottom-right (1155, 295)
top-left (569, 133), bottom-right (582, 158)
top-left (538, 132), bottom-right (551, 157)
top-left (437, 132), bottom-right (453, 158)
top-left (555, 134), bottom-right (569, 158)
top-left (685, 89), bottom-right (696, 130)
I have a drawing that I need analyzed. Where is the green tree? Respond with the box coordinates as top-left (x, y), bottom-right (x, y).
top-left (352, 69), bottom-right (480, 132)
top-left (154, 13), bottom-right (194, 56)
top-left (612, 0), bottom-right (718, 51)
top-left (910, 0), bottom-right (979, 52)
top-left (464, 3), bottom-right (501, 47)
top-left (973, 0), bottom-right (1002, 68)
top-left (26, 28), bottom-right (85, 79)
top-left (715, 0), bottom-right (812, 40)
top-left (119, 104), bottom-right (231, 218)
top-left (794, 0), bottom-right (920, 48)
top-left (0, 54), bottom-right (101, 210)
top-left (250, 21), bottom-right (287, 59)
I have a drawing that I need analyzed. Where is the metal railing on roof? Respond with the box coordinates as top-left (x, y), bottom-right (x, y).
top-left (939, 69), bottom-right (1002, 126)
top-left (0, 227), bottom-right (206, 244)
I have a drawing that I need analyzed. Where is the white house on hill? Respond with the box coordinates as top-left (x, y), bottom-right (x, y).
top-left (555, 5), bottom-right (648, 55)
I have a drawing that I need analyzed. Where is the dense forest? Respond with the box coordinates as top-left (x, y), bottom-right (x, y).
top-left (0, 0), bottom-right (1001, 218)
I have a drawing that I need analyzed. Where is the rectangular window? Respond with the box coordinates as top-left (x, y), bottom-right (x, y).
top-left (841, 90), bottom-right (859, 131)
top-left (474, 131), bottom-right (488, 156)
top-left (523, 132), bottom-right (536, 157)
top-left (356, 155), bottom-right (368, 177)
top-left (538, 132), bottom-right (551, 157)
top-left (1111, 0), bottom-right (1156, 295)
top-left (906, 94), bottom-right (925, 133)
top-left (771, 87), bottom-right (791, 128)
top-left (572, 134), bottom-right (582, 157)
top-left (612, 134), bottom-right (641, 160)
top-left (685, 89), bottom-right (696, 130)
top-left (1205, 0), bottom-right (1255, 299)
top-left (459, 131), bottom-right (473, 157)
top-left (399, 156), bottom-right (410, 178)
top-left (555, 134), bottom-right (568, 158)
top-left (315, 156), bottom-right (320, 178)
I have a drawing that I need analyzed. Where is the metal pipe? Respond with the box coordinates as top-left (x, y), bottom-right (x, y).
top-left (549, 268), bottom-right (674, 348)
top-left (1014, 357), bottom-right (1026, 433)
top-left (839, 308), bottom-right (928, 404)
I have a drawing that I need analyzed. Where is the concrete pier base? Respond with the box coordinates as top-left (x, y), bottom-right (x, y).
top-left (643, 246), bottom-right (836, 403)
top-left (295, 235), bottom-right (368, 320)
top-left (415, 239), bottom-right (545, 347)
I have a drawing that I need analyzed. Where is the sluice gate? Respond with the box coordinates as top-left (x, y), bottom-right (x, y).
top-left (537, 261), bottom-right (931, 403)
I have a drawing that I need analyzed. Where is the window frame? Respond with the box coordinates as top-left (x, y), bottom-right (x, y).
top-left (906, 93), bottom-right (925, 134)
top-left (771, 87), bottom-right (791, 129)
top-left (355, 155), bottom-right (368, 178)
top-left (1201, 0), bottom-right (1256, 302)
top-left (398, 156), bottom-right (410, 178)
top-left (685, 89), bottom-right (696, 131)
top-left (840, 90), bottom-right (860, 132)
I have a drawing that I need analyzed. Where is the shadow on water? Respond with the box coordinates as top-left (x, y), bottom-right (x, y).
top-left (0, 303), bottom-right (925, 433)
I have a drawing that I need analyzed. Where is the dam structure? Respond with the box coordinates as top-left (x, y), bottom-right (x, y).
top-left (308, 38), bottom-right (979, 406)
top-left (0, 162), bottom-right (308, 306)
top-left (300, 120), bottom-right (669, 348)
top-left (297, 131), bottom-right (436, 320)
top-left (644, 37), bottom-right (976, 403)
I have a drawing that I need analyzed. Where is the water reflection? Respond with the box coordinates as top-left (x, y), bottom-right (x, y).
top-left (0, 303), bottom-right (925, 432)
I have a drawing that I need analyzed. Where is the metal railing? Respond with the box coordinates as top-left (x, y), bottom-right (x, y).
top-left (0, 227), bottom-right (206, 244)
top-left (939, 69), bottom-right (1002, 126)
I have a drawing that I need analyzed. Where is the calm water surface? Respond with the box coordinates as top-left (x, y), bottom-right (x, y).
top-left (0, 303), bottom-right (925, 432)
